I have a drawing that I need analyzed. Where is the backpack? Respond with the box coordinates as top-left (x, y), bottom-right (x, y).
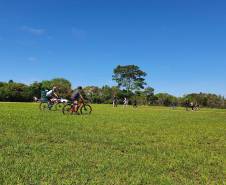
top-left (40, 90), bottom-right (48, 102)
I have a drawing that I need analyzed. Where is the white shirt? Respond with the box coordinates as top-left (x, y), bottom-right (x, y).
top-left (46, 90), bottom-right (53, 97)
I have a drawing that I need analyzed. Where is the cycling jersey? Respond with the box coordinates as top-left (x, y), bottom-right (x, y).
top-left (71, 90), bottom-right (81, 101)
top-left (46, 90), bottom-right (54, 97)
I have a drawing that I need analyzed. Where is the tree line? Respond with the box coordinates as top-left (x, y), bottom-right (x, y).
top-left (0, 65), bottom-right (225, 108)
top-left (0, 79), bottom-right (225, 108)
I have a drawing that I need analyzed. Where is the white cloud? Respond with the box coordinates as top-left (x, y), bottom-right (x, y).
top-left (21, 26), bottom-right (46, 36)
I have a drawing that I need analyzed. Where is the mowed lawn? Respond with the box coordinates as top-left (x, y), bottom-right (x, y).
top-left (0, 103), bottom-right (225, 185)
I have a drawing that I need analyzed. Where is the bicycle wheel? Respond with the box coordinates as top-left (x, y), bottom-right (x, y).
top-left (62, 104), bottom-right (73, 115)
top-left (39, 102), bottom-right (49, 111)
top-left (80, 104), bottom-right (92, 115)
top-left (50, 103), bottom-right (57, 111)
top-left (51, 103), bottom-right (62, 111)
top-left (56, 103), bottom-right (64, 111)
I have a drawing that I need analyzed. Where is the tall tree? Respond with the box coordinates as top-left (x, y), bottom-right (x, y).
top-left (112, 65), bottom-right (147, 92)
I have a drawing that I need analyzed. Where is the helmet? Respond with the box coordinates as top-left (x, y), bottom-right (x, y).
top-left (53, 86), bottom-right (57, 91)
top-left (77, 86), bottom-right (82, 90)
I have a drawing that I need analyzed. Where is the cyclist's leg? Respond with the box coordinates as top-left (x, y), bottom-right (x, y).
top-left (75, 99), bottom-right (83, 112)
top-left (47, 96), bottom-right (52, 109)
top-left (72, 97), bottom-right (79, 112)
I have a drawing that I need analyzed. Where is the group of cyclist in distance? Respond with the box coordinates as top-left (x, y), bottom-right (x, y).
top-left (44, 86), bottom-right (199, 112)
top-left (46, 86), bottom-right (85, 112)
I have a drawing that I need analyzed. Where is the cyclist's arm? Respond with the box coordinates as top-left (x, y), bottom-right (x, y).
top-left (79, 93), bottom-right (85, 101)
top-left (53, 92), bottom-right (58, 98)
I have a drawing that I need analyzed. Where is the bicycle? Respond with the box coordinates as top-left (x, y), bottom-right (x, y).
top-left (39, 98), bottom-right (66, 111)
top-left (62, 99), bottom-right (92, 115)
top-left (193, 104), bottom-right (200, 111)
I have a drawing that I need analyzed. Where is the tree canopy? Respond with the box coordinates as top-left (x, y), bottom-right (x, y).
top-left (112, 65), bottom-right (147, 92)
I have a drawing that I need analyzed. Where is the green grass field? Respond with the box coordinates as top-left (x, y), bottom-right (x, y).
top-left (0, 103), bottom-right (225, 185)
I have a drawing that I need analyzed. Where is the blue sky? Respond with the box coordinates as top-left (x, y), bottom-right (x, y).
top-left (0, 0), bottom-right (225, 96)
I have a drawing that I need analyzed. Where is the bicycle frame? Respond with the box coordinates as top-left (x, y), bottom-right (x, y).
top-left (62, 99), bottom-right (92, 115)
top-left (51, 98), bottom-right (61, 103)
top-left (70, 100), bottom-right (84, 113)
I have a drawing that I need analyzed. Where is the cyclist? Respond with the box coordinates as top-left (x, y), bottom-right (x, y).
top-left (71, 86), bottom-right (85, 111)
top-left (46, 87), bottom-right (58, 107)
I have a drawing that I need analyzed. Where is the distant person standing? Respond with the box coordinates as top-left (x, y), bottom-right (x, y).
top-left (171, 102), bottom-right (176, 109)
top-left (133, 99), bottom-right (137, 108)
top-left (113, 96), bottom-right (118, 107)
top-left (123, 97), bottom-right (128, 108)
top-left (190, 102), bottom-right (194, 111)
top-left (185, 100), bottom-right (190, 111)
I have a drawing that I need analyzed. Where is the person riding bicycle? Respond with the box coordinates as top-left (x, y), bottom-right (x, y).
top-left (71, 86), bottom-right (85, 111)
top-left (46, 87), bottom-right (58, 107)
